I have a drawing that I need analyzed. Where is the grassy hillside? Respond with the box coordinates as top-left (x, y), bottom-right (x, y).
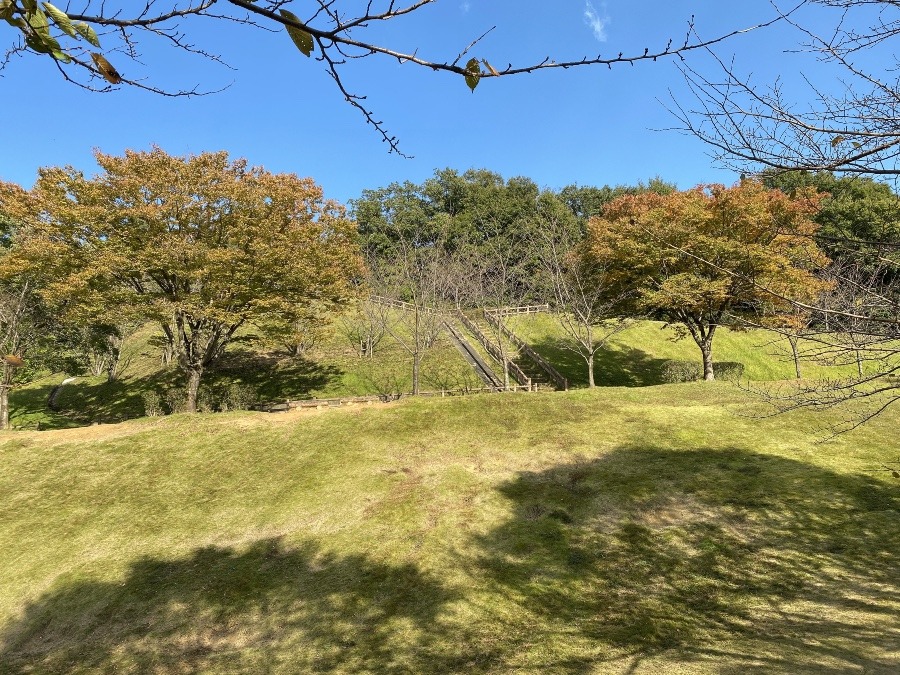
top-left (508, 315), bottom-right (864, 387)
top-left (10, 315), bottom-right (479, 430)
top-left (1, 385), bottom-right (898, 673)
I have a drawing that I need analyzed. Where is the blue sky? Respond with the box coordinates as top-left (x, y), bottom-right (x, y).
top-left (1, 1), bottom-right (833, 204)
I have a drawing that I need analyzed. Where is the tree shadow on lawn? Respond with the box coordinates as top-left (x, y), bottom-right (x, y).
top-left (0, 538), bottom-right (460, 674)
top-left (468, 446), bottom-right (900, 673)
top-left (7, 381), bottom-right (81, 430)
top-left (3, 448), bottom-right (898, 674)
top-left (209, 349), bottom-right (344, 401)
top-left (529, 338), bottom-right (671, 387)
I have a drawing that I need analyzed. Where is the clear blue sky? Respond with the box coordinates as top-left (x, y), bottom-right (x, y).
top-left (1, 1), bottom-right (832, 205)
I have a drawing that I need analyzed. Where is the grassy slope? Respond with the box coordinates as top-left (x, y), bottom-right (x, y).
top-left (509, 315), bottom-right (863, 387)
top-left (13, 317), bottom-right (476, 430)
top-left (1, 385), bottom-right (898, 674)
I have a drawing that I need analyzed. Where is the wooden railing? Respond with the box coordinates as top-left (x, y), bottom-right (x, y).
top-left (484, 304), bottom-right (549, 317)
top-left (483, 311), bottom-right (569, 390)
top-left (370, 295), bottom-right (444, 315)
top-left (454, 311), bottom-right (532, 390)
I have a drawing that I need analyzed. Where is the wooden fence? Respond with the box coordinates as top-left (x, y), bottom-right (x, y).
top-left (454, 311), bottom-right (532, 390)
top-left (370, 295), bottom-right (444, 315)
top-left (484, 304), bottom-right (549, 317)
top-left (252, 386), bottom-right (534, 412)
top-left (483, 311), bottom-right (569, 390)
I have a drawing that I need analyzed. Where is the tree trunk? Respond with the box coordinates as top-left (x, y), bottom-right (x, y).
top-left (0, 388), bottom-right (8, 430)
top-left (106, 345), bottom-right (121, 382)
top-left (0, 364), bottom-right (12, 429)
top-left (789, 336), bottom-right (802, 379)
top-left (185, 368), bottom-right (203, 413)
top-left (412, 350), bottom-right (420, 395)
top-left (586, 352), bottom-right (596, 388)
top-left (700, 340), bottom-right (715, 381)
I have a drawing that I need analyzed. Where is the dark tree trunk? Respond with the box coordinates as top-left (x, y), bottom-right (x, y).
top-left (700, 339), bottom-right (715, 381)
top-left (789, 336), bottom-right (802, 379)
top-left (0, 363), bottom-right (13, 429)
top-left (185, 368), bottom-right (202, 413)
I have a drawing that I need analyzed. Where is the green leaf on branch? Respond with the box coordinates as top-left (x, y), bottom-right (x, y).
top-left (279, 9), bottom-right (313, 57)
top-left (465, 57), bottom-right (480, 92)
top-left (43, 2), bottom-right (76, 38)
top-left (74, 21), bottom-right (101, 48)
top-left (26, 7), bottom-right (49, 34)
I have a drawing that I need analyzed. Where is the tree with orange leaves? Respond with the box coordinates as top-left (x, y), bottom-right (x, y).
top-left (585, 179), bottom-right (830, 381)
top-left (33, 148), bottom-right (363, 412)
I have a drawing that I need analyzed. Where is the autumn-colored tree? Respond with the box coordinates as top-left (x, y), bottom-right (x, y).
top-left (0, 181), bottom-right (60, 428)
top-left (34, 148), bottom-right (363, 412)
top-left (586, 180), bottom-right (830, 381)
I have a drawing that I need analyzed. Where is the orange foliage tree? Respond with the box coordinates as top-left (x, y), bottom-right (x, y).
top-left (585, 180), bottom-right (830, 381)
top-left (33, 148), bottom-right (363, 412)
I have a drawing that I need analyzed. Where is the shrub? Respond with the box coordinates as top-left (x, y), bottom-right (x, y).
top-left (224, 383), bottom-right (257, 411)
top-left (164, 388), bottom-right (186, 414)
top-left (715, 361), bottom-right (745, 381)
top-left (196, 388), bottom-right (218, 413)
top-left (141, 390), bottom-right (164, 417)
top-left (660, 360), bottom-right (702, 383)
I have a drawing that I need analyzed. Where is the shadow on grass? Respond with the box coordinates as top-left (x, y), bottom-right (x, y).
top-left (0, 538), bottom-right (458, 674)
top-left (4, 448), bottom-right (898, 673)
top-left (469, 446), bottom-right (900, 673)
top-left (54, 370), bottom-right (181, 424)
top-left (208, 349), bottom-right (344, 401)
top-left (530, 339), bottom-right (671, 387)
top-left (8, 382), bottom-right (81, 431)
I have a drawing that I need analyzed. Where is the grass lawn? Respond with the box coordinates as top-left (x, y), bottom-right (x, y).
top-left (16, 315), bottom-right (478, 430)
top-left (508, 315), bottom-right (866, 388)
top-left (1, 384), bottom-right (898, 673)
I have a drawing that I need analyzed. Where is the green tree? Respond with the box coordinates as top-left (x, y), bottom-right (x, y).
top-left (761, 170), bottom-right (900, 270)
top-left (586, 180), bottom-right (830, 381)
top-left (34, 148), bottom-right (363, 412)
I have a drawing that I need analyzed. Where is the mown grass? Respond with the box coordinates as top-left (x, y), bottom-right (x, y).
top-left (1, 384), bottom-right (898, 673)
top-left (508, 315), bottom-right (864, 388)
top-left (18, 315), bottom-right (477, 429)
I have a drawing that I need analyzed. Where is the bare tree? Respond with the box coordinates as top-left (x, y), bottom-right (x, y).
top-left (2, 1), bottom-right (783, 154)
top-left (0, 279), bottom-right (53, 428)
top-left (532, 211), bottom-right (630, 388)
top-left (369, 244), bottom-right (448, 395)
top-left (340, 295), bottom-right (389, 358)
top-left (673, 1), bottom-right (900, 176)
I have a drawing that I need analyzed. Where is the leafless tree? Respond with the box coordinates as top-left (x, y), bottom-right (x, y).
top-left (743, 260), bottom-right (900, 433)
top-left (369, 243), bottom-right (448, 395)
top-left (2, 1), bottom-right (784, 154)
top-left (532, 211), bottom-right (631, 388)
top-left (672, 1), bottom-right (900, 176)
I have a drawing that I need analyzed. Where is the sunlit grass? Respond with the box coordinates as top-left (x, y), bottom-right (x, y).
top-left (0, 384), bottom-right (897, 673)
top-left (509, 315), bottom-right (865, 387)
